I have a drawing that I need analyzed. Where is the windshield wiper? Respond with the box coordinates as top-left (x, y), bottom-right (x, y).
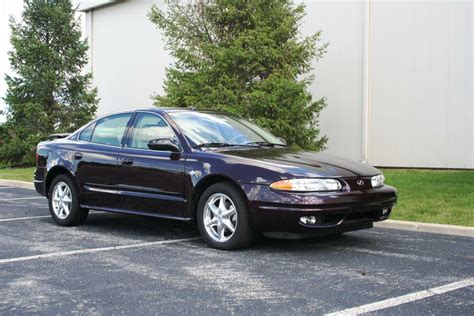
top-left (193, 142), bottom-right (241, 149)
top-left (245, 141), bottom-right (288, 147)
top-left (194, 141), bottom-right (286, 149)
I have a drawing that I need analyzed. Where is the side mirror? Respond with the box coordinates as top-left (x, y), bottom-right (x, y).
top-left (147, 138), bottom-right (180, 152)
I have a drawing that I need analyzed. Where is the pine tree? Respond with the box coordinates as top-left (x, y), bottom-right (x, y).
top-left (149, 0), bottom-right (328, 149)
top-left (1, 0), bottom-right (98, 166)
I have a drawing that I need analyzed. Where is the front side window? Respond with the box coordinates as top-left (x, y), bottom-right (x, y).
top-left (128, 112), bottom-right (176, 149)
top-left (89, 113), bottom-right (132, 146)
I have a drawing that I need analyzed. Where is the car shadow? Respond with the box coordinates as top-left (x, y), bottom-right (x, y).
top-left (63, 210), bottom-right (374, 252)
top-left (59, 211), bottom-right (200, 240)
top-left (252, 232), bottom-right (374, 252)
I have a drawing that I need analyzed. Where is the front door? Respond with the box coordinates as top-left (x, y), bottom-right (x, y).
top-left (116, 112), bottom-right (186, 218)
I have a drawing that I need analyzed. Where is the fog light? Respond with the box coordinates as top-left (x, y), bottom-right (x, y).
top-left (300, 216), bottom-right (317, 225)
top-left (382, 208), bottom-right (389, 216)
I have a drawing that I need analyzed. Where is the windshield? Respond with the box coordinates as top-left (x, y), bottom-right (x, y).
top-left (168, 111), bottom-right (286, 148)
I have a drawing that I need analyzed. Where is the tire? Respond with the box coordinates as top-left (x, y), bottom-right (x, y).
top-left (197, 182), bottom-right (255, 250)
top-left (48, 174), bottom-right (89, 226)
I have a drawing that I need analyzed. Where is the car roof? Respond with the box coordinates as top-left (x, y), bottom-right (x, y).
top-left (90, 107), bottom-right (233, 125)
top-left (134, 107), bottom-right (228, 115)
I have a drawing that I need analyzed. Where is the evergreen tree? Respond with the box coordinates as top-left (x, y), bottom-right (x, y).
top-left (149, 0), bottom-right (328, 149)
top-left (1, 0), bottom-right (98, 166)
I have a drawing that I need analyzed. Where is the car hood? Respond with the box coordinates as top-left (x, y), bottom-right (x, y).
top-left (221, 147), bottom-right (381, 178)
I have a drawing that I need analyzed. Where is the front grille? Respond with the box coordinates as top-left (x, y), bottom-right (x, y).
top-left (344, 177), bottom-right (373, 190)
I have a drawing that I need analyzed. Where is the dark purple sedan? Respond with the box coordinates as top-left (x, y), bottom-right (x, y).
top-left (34, 108), bottom-right (397, 249)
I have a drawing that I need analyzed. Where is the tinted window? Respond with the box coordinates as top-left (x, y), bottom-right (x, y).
top-left (78, 123), bottom-right (95, 142)
top-left (129, 113), bottom-right (175, 149)
top-left (90, 113), bottom-right (132, 146)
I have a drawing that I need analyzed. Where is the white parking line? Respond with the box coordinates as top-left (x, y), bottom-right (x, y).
top-left (326, 278), bottom-right (474, 316)
top-left (0, 237), bottom-right (201, 264)
top-left (0, 215), bottom-right (51, 222)
top-left (0, 197), bottom-right (45, 201)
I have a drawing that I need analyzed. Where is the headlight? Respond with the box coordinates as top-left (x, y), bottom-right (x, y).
top-left (269, 179), bottom-right (342, 192)
top-left (371, 174), bottom-right (385, 188)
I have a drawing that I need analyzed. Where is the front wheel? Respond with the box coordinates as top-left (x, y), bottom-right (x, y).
top-left (197, 183), bottom-right (255, 250)
top-left (48, 174), bottom-right (89, 226)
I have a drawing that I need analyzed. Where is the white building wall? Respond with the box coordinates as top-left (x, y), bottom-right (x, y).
top-left (369, 1), bottom-right (473, 169)
top-left (83, 0), bottom-right (474, 169)
top-left (302, 1), bottom-right (365, 164)
top-left (88, 0), bottom-right (172, 115)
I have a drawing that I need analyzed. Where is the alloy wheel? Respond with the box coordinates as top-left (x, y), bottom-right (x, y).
top-left (203, 193), bottom-right (238, 242)
top-left (52, 181), bottom-right (73, 219)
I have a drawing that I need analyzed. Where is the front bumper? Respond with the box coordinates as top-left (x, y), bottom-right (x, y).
top-left (242, 183), bottom-right (397, 234)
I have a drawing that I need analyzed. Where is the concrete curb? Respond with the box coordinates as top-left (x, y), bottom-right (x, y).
top-left (375, 219), bottom-right (474, 238)
top-left (0, 179), bottom-right (35, 190)
top-left (1, 179), bottom-right (473, 238)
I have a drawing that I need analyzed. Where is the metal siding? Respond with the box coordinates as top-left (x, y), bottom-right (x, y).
top-left (303, 1), bottom-right (365, 162)
top-left (368, 1), bottom-right (473, 168)
top-left (91, 0), bottom-right (172, 116)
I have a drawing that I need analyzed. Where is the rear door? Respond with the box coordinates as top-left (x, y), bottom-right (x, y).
top-left (116, 111), bottom-right (186, 218)
top-left (75, 112), bottom-right (133, 209)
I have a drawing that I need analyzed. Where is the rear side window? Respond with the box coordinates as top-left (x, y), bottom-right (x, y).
top-left (90, 113), bottom-right (132, 146)
top-left (78, 123), bottom-right (95, 142)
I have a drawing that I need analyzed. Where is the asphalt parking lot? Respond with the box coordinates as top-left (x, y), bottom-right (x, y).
top-left (0, 185), bottom-right (472, 315)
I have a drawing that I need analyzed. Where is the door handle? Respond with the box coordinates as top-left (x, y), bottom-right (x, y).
top-left (121, 158), bottom-right (133, 165)
top-left (73, 152), bottom-right (82, 160)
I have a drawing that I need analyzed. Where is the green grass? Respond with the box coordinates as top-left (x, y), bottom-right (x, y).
top-left (0, 167), bottom-right (35, 182)
top-left (382, 169), bottom-right (474, 227)
top-left (0, 167), bottom-right (472, 226)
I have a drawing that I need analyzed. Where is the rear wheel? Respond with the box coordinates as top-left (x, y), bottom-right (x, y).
top-left (197, 182), bottom-right (254, 250)
top-left (48, 174), bottom-right (89, 226)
